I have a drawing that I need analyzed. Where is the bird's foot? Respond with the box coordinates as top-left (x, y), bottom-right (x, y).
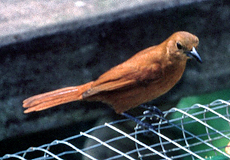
top-left (121, 105), bottom-right (166, 135)
top-left (140, 105), bottom-right (164, 119)
top-left (121, 112), bottom-right (155, 130)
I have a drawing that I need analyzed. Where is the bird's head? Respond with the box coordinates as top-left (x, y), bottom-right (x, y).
top-left (165, 31), bottom-right (202, 63)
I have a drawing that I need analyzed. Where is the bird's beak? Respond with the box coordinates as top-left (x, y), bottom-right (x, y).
top-left (186, 47), bottom-right (202, 63)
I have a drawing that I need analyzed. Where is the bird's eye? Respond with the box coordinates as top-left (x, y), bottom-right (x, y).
top-left (177, 42), bottom-right (183, 50)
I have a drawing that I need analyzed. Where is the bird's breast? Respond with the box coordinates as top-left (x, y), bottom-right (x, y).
top-left (144, 61), bottom-right (186, 98)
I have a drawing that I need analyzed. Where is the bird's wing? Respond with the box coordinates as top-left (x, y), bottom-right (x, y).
top-left (82, 62), bottom-right (163, 98)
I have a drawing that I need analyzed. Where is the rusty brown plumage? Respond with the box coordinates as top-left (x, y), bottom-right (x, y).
top-left (23, 31), bottom-right (202, 114)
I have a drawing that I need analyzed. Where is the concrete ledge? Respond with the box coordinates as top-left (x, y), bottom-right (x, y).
top-left (0, 0), bottom-right (207, 48)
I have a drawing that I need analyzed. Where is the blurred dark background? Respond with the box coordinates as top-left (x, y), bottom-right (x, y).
top-left (0, 0), bottom-right (229, 158)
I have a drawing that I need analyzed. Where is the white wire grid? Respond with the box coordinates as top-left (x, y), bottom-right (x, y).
top-left (1, 99), bottom-right (230, 160)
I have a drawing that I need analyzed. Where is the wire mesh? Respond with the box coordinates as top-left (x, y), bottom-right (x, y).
top-left (1, 99), bottom-right (230, 160)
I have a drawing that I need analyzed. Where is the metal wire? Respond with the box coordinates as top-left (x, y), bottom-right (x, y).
top-left (1, 99), bottom-right (230, 160)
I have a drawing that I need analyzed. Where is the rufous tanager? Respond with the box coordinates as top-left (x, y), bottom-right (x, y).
top-left (23, 31), bottom-right (202, 114)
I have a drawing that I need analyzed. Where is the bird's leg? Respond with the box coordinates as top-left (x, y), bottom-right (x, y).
top-left (121, 105), bottom-right (165, 131)
top-left (141, 105), bottom-right (170, 134)
top-left (121, 112), bottom-right (155, 130)
top-left (122, 106), bottom-right (164, 137)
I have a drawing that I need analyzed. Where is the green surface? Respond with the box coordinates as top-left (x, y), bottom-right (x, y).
top-left (171, 89), bottom-right (230, 159)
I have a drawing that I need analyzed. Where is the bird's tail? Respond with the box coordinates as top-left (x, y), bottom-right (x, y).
top-left (23, 82), bottom-right (93, 113)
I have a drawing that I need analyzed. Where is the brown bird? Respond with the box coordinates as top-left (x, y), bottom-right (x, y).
top-left (23, 31), bottom-right (202, 114)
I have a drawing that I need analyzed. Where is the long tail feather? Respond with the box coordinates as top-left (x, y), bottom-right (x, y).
top-left (23, 82), bottom-right (93, 113)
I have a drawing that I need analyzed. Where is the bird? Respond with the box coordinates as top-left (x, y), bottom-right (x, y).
top-left (23, 31), bottom-right (202, 114)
